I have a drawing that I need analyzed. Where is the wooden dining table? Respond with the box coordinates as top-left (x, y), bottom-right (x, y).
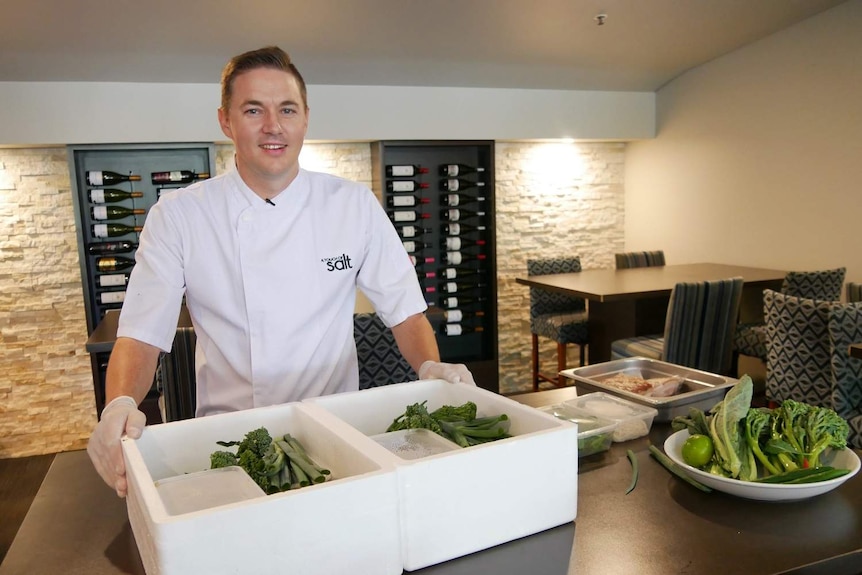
top-left (516, 262), bottom-right (786, 364)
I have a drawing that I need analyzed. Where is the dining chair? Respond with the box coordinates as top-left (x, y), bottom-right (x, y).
top-left (354, 312), bottom-right (417, 389)
top-left (828, 302), bottom-right (862, 449)
top-left (764, 289), bottom-right (833, 406)
top-left (610, 277), bottom-right (744, 376)
top-left (527, 257), bottom-right (589, 391)
top-left (614, 250), bottom-right (666, 270)
top-left (847, 282), bottom-right (862, 303)
top-left (733, 267), bottom-right (847, 367)
top-left (157, 325), bottom-right (198, 422)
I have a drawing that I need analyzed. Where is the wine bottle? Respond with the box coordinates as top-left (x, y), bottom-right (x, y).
top-left (442, 309), bottom-right (486, 323)
top-left (86, 171), bottom-right (142, 186)
top-left (386, 195), bottom-right (431, 208)
top-left (99, 290), bottom-right (126, 305)
top-left (440, 324), bottom-right (485, 336)
top-left (409, 255), bottom-right (436, 267)
top-left (398, 226), bottom-right (432, 239)
top-left (444, 237), bottom-right (487, 251)
top-left (441, 208), bottom-right (487, 222)
top-left (87, 240), bottom-right (138, 255)
top-left (92, 223), bottom-right (143, 238)
top-left (386, 165), bottom-right (428, 177)
top-left (439, 281), bottom-right (488, 294)
top-left (439, 178), bottom-right (486, 192)
top-left (89, 189), bottom-right (144, 204)
top-left (418, 270), bottom-right (437, 280)
top-left (90, 205), bottom-right (147, 221)
top-left (439, 164), bottom-right (486, 178)
top-left (440, 267), bottom-right (486, 280)
top-left (151, 170), bottom-right (210, 184)
top-left (96, 256), bottom-right (136, 272)
top-left (387, 180), bottom-right (429, 193)
top-left (402, 240), bottom-right (433, 254)
top-left (390, 210), bottom-right (431, 223)
top-left (440, 194), bottom-right (486, 207)
top-left (443, 295), bottom-right (486, 309)
top-left (97, 273), bottom-right (130, 288)
top-left (441, 222), bottom-right (487, 236)
top-left (441, 251), bottom-right (487, 266)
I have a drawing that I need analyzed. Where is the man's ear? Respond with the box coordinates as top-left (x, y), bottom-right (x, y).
top-left (218, 107), bottom-right (232, 140)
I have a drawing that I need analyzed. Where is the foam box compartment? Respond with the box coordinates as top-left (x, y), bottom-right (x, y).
top-left (122, 402), bottom-right (401, 575)
top-left (302, 380), bottom-right (579, 571)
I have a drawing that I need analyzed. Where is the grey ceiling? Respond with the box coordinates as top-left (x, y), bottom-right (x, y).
top-left (0, 0), bottom-right (848, 91)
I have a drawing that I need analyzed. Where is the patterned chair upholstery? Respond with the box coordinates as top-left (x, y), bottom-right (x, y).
top-left (764, 290), bottom-right (833, 406)
top-left (828, 303), bottom-right (862, 449)
top-left (155, 313), bottom-right (410, 422)
top-left (354, 312), bottom-right (417, 389)
top-left (611, 277), bottom-right (744, 376)
top-left (614, 250), bottom-right (666, 270)
top-left (733, 267), bottom-right (847, 364)
top-left (847, 282), bottom-right (862, 303)
top-left (782, 267), bottom-right (846, 300)
top-left (527, 257), bottom-right (589, 391)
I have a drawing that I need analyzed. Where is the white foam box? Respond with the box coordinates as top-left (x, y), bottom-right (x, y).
top-left (121, 402), bottom-right (402, 575)
top-left (302, 380), bottom-right (579, 571)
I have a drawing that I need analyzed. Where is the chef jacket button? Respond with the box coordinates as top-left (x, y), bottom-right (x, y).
top-left (242, 214), bottom-right (252, 222)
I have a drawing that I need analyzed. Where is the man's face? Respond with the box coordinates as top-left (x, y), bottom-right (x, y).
top-left (218, 67), bottom-right (309, 196)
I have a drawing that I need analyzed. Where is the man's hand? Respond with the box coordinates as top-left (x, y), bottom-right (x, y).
top-left (418, 360), bottom-right (476, 385)
top-left (87, 396), bottom-right (146, 498)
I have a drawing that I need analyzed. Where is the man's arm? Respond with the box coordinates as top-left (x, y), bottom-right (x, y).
top-left (390, 312), bottom-right (440, 372)
top-left (105, 336), bottom-right (163, 404)
top-left (390, 313), bottom-right (475, 385)
top-left (88, 336), bottom-right (162, 497)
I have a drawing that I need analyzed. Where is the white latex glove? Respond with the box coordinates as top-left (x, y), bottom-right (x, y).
top-left (87, 396), bottom-right (146, 498)
top-left (418, 360), bottom-right (476, 386)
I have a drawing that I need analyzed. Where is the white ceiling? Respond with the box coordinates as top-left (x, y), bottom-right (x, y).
top-left (0, 0), bottom-right (848, 91)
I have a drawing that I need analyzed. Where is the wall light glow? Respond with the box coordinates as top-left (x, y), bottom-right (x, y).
top-left (522, 142), bottom-right (588, 194)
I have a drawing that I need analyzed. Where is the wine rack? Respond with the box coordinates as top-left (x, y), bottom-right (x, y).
top-left (68, 143), bottom-right (216, 419)
top-left (371, 141), bottom-right (498, 393)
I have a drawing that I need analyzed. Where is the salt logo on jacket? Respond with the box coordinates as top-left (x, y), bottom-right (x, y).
top-left (321, 253), bottom-right (354, 272)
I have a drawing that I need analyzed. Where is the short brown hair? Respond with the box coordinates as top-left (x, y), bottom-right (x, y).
top-left (220, 46), bottom-right (308, 111)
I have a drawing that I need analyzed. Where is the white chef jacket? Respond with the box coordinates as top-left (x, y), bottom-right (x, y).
top-left (117, 168), bottom-right (427, 416)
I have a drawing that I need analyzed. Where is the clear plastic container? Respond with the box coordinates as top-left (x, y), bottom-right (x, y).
top-left (564, 392), bottom-right (658, 442)
top-left (538, 404), bottom-right (617, 457)
top-left (154, 466), bottom-right (266, 516)
top-left (370, 428), bottom-right (461, 460)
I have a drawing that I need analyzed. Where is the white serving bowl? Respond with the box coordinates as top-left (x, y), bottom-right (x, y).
top-left (664, 430), bottom-right (861, 502)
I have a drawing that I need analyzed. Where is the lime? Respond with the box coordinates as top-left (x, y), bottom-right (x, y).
top-left (681, 434), bottom-right (714, 468)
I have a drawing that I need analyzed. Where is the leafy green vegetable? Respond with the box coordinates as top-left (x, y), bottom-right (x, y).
top-left (804, 405), bottom-right (850, 468)
top-left (677, 377), bottom-right (851, 484)
top-left (387, 401), bottom-right (443, 434)
top-left (387, 400), bottom-right (510, 448)
top-left (211, 427), bottom-right (330, 494)
top-left (708, 374), bottom-right (753, 478)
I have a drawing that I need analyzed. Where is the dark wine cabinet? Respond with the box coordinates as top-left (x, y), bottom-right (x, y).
top-left (68, 143), bottom-right (216, 419)
top-left (371, 141), bottom-right (499, 393)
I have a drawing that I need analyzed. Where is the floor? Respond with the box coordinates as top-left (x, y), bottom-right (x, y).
top-left (0, 453), bottom-right (55, 566)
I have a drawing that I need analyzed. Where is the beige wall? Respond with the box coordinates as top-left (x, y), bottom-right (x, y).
top-left (0, 140), bottom-right (624, 456)
top-left (625, 0), bottom-right (862, 286)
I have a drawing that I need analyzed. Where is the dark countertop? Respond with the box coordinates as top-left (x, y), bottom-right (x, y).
top-left (2, 388), bottom-right (861, 575)
top-left (86, 306), bottom-right (192, 354)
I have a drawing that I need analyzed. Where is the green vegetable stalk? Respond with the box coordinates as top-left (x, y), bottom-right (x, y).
top-left (210, 427), bottom-right (330, 494)
top-left (387, 400), bottom-right (511, 447)
top-left (671, 376), bottom-right (852, 484)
